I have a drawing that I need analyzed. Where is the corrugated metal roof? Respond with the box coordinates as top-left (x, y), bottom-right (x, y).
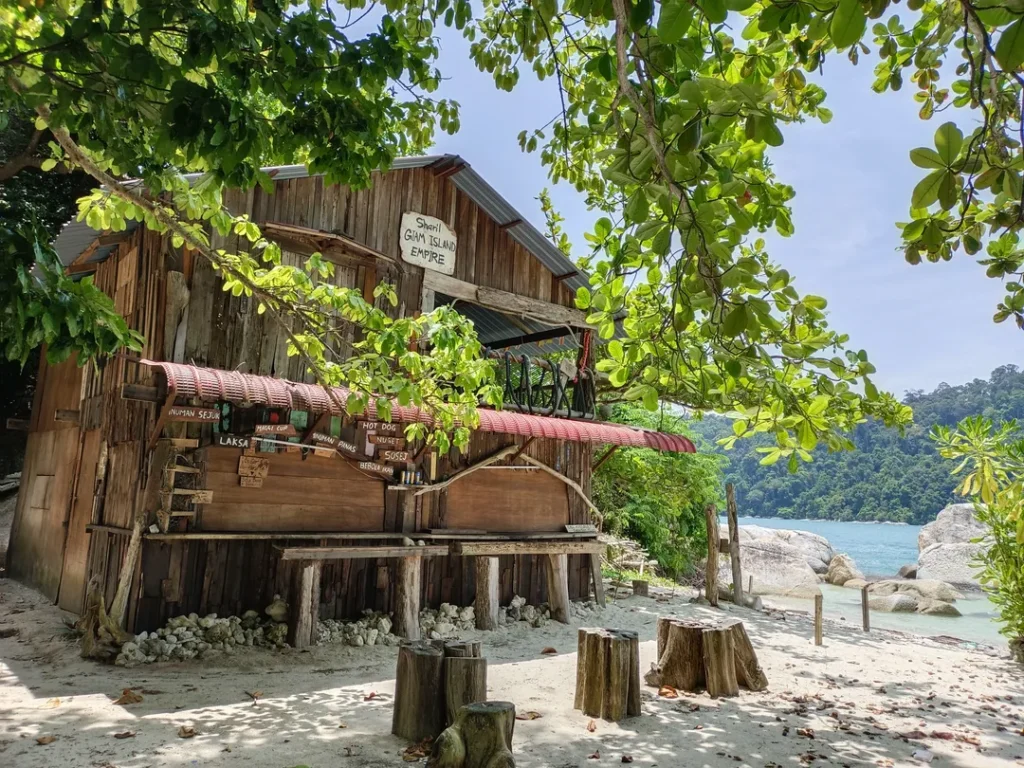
top-left (143, 359), bottom-right (696, 453)
top-left (436, 294), bottom-right (580, 358)
top-left (53, 155), bottom-right (588, 298)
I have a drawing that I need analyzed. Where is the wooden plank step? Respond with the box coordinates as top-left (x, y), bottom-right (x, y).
top-left (275, 545), bottom-right (450, 561)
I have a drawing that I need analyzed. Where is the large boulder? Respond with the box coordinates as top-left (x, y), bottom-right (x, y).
top-left (718, 535), bottom-right (821, 598)
top-left (869, 579), bottom-right (963, 602)
top-left (917, 599), bottom-right (962, 617)
top-left (917, 542), bottom-right (986, 587)
top-left (825, 553), bottom-right (864, 586)
top-left (898, 564), bottom-right (918, 579)
top-left (869, 593), bottom-right (919, 613)
top-left (735, 526), bottom-right (836, 574)
top-left (918, 504), bottom-right (987, 551)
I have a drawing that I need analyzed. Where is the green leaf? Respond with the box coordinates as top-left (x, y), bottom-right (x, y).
top-left (40, 158), bottom-right (58, 172)
top-left (797, 420), bottom-right (817, 451)
top-left (642, 386), bottom-right (659, 411)
top-left (722, 304), bottom-right (748, 337)
top-left (910, 147), bottom-right (945, 169)
top-left (699, 0), bottom-right (727, 24)
top-left (830, 0), bottom-right (866, 49)
top-left (677, 120), bottom-right (703, 155)
top-left (657, 0), bottom-right (694, 43)
top-left (933, 122), bottom-right (963, 166)
top-left (995, 17), bottom-right (1024, 72)
top-left (937, 170), bottom-right (960, 211)
top-left (625, 189), bottom-right (650, 223)
top-left (597, 53), bottom-right (614, 81)
top-left (911, 170), bottom-right (946, 209)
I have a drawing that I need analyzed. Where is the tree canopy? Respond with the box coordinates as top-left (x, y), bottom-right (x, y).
top-left (7, 0), bottom-right (1023, 452)
top-left (690, 364), bottom-right (1024, 523)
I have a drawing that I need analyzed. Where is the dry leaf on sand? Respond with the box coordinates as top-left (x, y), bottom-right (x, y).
top-left (245, 690), bottom-right (263, 706)
top-left (586, 719), bottom-right (597, 733)
top-left (338, 722), bottom-right (348, 729)
top-left (515, 711), bottom-right (542, 721)
top-left (621, 756), bottom-right (634, 763)
top-left (658, 685), bottom-right (679, 699)
top-left (588, 751), bottom-right (600, 760)
top-left (540, 647), bottom-right (557, 655)
top-left (113, 731), bottom-right (135, 740)
top-left (35, 735), bottom-right (57, 746)
top-left (177, 725), bottom-right (197, 739)
top-left (44, 698), bottom-right (61, 708)
top-left (364, 691), bottom-right (378, 701)
top-left (113, 688), bottom-right (143, 706)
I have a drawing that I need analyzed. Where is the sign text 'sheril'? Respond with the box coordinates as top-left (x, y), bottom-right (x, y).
top-left (399, 212), bottom-right (457, 275)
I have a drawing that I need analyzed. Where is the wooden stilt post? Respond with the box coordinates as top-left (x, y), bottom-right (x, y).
top-left (475, 556), bottom-right (500, 631)
top-left (704, 504), bottom-right (719, 607)
top-left (589, 552), bottom-right (606, 607)
top-left (814, 592), bottom-right (823, 646)
top-left (861, 584), bottom-right (870, 632)
top-left (288, 560), bottom-right (322, 649)
top-left (726, 484), bottom-right (744, 605)
top-left (395, 556), bottom-right (422, 640)
top-left (392, 641), bottom-right (445, 742)
top-left (546, 553), bottom-right (570, 623)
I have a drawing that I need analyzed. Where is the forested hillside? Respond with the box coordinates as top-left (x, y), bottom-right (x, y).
top-left (687, 365), bottom-right (1024, 524)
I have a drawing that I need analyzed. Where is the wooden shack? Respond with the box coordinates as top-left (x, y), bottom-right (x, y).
top-left (6, 155), bottom-right (695, 645)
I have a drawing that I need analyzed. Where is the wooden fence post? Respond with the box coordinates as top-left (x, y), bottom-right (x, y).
top-left (726, 484), bottom-right (744, 605)
top-left (813, 592), bottom-right (823, 646)
top-left (704, 504), bottom-right (719, 607)
top-left (861, 584), bottom-right (871, 632)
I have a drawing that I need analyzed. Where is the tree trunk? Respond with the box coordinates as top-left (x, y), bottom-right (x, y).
top-left (445, 657), bottom-right (488, 726)
top-left (545, 553), bottom-right (570, 623)
top-left (726, 484), bottom-right (744, 605)
top-left (574, 628), bottom-right (641, 720)
top-left (701, 624), bottom-right (739, 698)
top-left (392, 641), bottom-right (446, 742)
top-left (395, 556), bottom-right (422, 640)
top-left (704, 504), bottom-right (719, 607)
top-left (475, 556), bottom-right (500, 631)
top-left (429, 701), bottom-right (516, 768)
top-left (78, 575), bottom-right (133, 661)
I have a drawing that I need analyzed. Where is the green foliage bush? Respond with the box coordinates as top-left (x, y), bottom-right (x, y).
top-left (592, 404), bottom-right (724, 579)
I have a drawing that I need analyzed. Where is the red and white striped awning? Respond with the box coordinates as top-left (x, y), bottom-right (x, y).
top-left (141, 360), bottom-right (696, 454)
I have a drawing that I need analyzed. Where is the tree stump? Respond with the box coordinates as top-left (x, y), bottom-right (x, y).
top-left (574, 628), bottom-right (641, 721)
top-left (648, 617), bottom-right (767, 697)
top-left (632, 579), bottom-right (649, 597)
top-left (78, 575), bottom-right (133, 661)
top-left (428, 701), bottom-right (516, 768)
top-left (393, 641), bottom-right (446, 742)
top-left (395, 640), bottom-right (490, 741)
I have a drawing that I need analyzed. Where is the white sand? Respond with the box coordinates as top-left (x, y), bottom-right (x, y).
top-left (1, 578), bottom-right (1023, 768)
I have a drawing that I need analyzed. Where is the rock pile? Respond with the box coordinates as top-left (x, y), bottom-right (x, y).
top-left (115, 610), bottom-right (288, 666)
top-left (317, 612), bottom-right (400, 647)
top-left (867, 579), bottom-right (964, 616)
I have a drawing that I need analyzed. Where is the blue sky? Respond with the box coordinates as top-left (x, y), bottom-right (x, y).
top-left (423, 26), bottom-right (1020, 397)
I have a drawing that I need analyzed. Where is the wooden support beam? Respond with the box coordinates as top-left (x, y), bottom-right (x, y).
top-left (546, 553), bottom-right (571, 623)
top-left (422, 270), bottom-right (593, 328)
top-left (121, 383), bottom-right (164, 402)
top-left (147, 531), bottom-right (411, 541)
top-left (592, 445), bottom-right (619, 472)
top-left (395, 555), bottom-right (422, 640)
top-left (474, 556), bottom-right (500, 631)
top-left (276, 545), bottom-right (448, 561)
top-left (288, 560), bottom-right (322, 649)
top-left (451, 540), bottom-right (603, 557)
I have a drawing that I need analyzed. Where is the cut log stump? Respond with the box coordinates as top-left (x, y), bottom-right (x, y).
top-left (648, 617), bottom-right (767, 697)
top-left (632, 579), bottom-right (649, 597)
top-left (428, 701), bottom-right (516, 768)
top-left (574, 628), bottom-right (641, 721)
top-left (394, 639), bottom-right (489, 743)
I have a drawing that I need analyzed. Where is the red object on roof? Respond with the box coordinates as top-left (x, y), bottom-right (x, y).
top-left (141, 360), bottom-right (696, 454)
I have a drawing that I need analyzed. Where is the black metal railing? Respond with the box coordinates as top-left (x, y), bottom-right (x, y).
top-left (487, 350), bottom-right (596, 420)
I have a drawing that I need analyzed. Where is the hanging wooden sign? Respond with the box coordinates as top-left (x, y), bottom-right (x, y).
top-left (190, 489), bottom-right (214, 504)
top-left (380, 449), bottom-right (411, 463)
top-left (337, 439), bottom-right (360, 455)
top-left (368, 434), bottom-right (406, 449)
top-left (167, 406), bottom-right (220, 423)
top-left (312, 446), bottom-right (335, 458)
top-left (217, 434), bottom-right (253, 449)
top-left (310, 431), bottom-right (337, 447)
top-left (238, 456), bottom-right (271, 478)
top-left (399, 212), bottom-right (457, 275)
top-left (361, 421), bottom-right (401, 433)
top-left (255, 423), bottom-right (298, 436)
top-left (358, 461), bottom-right (394, 477)
top-left (239, 476), bottom-right (264, 488)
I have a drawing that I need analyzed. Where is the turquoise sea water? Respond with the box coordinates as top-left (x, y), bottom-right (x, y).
top-left (727, 516), bottom-right (1006, 647)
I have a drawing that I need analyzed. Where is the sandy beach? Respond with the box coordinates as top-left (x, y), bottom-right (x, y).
top-left (1, 577), bottom-right (1022, 768)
